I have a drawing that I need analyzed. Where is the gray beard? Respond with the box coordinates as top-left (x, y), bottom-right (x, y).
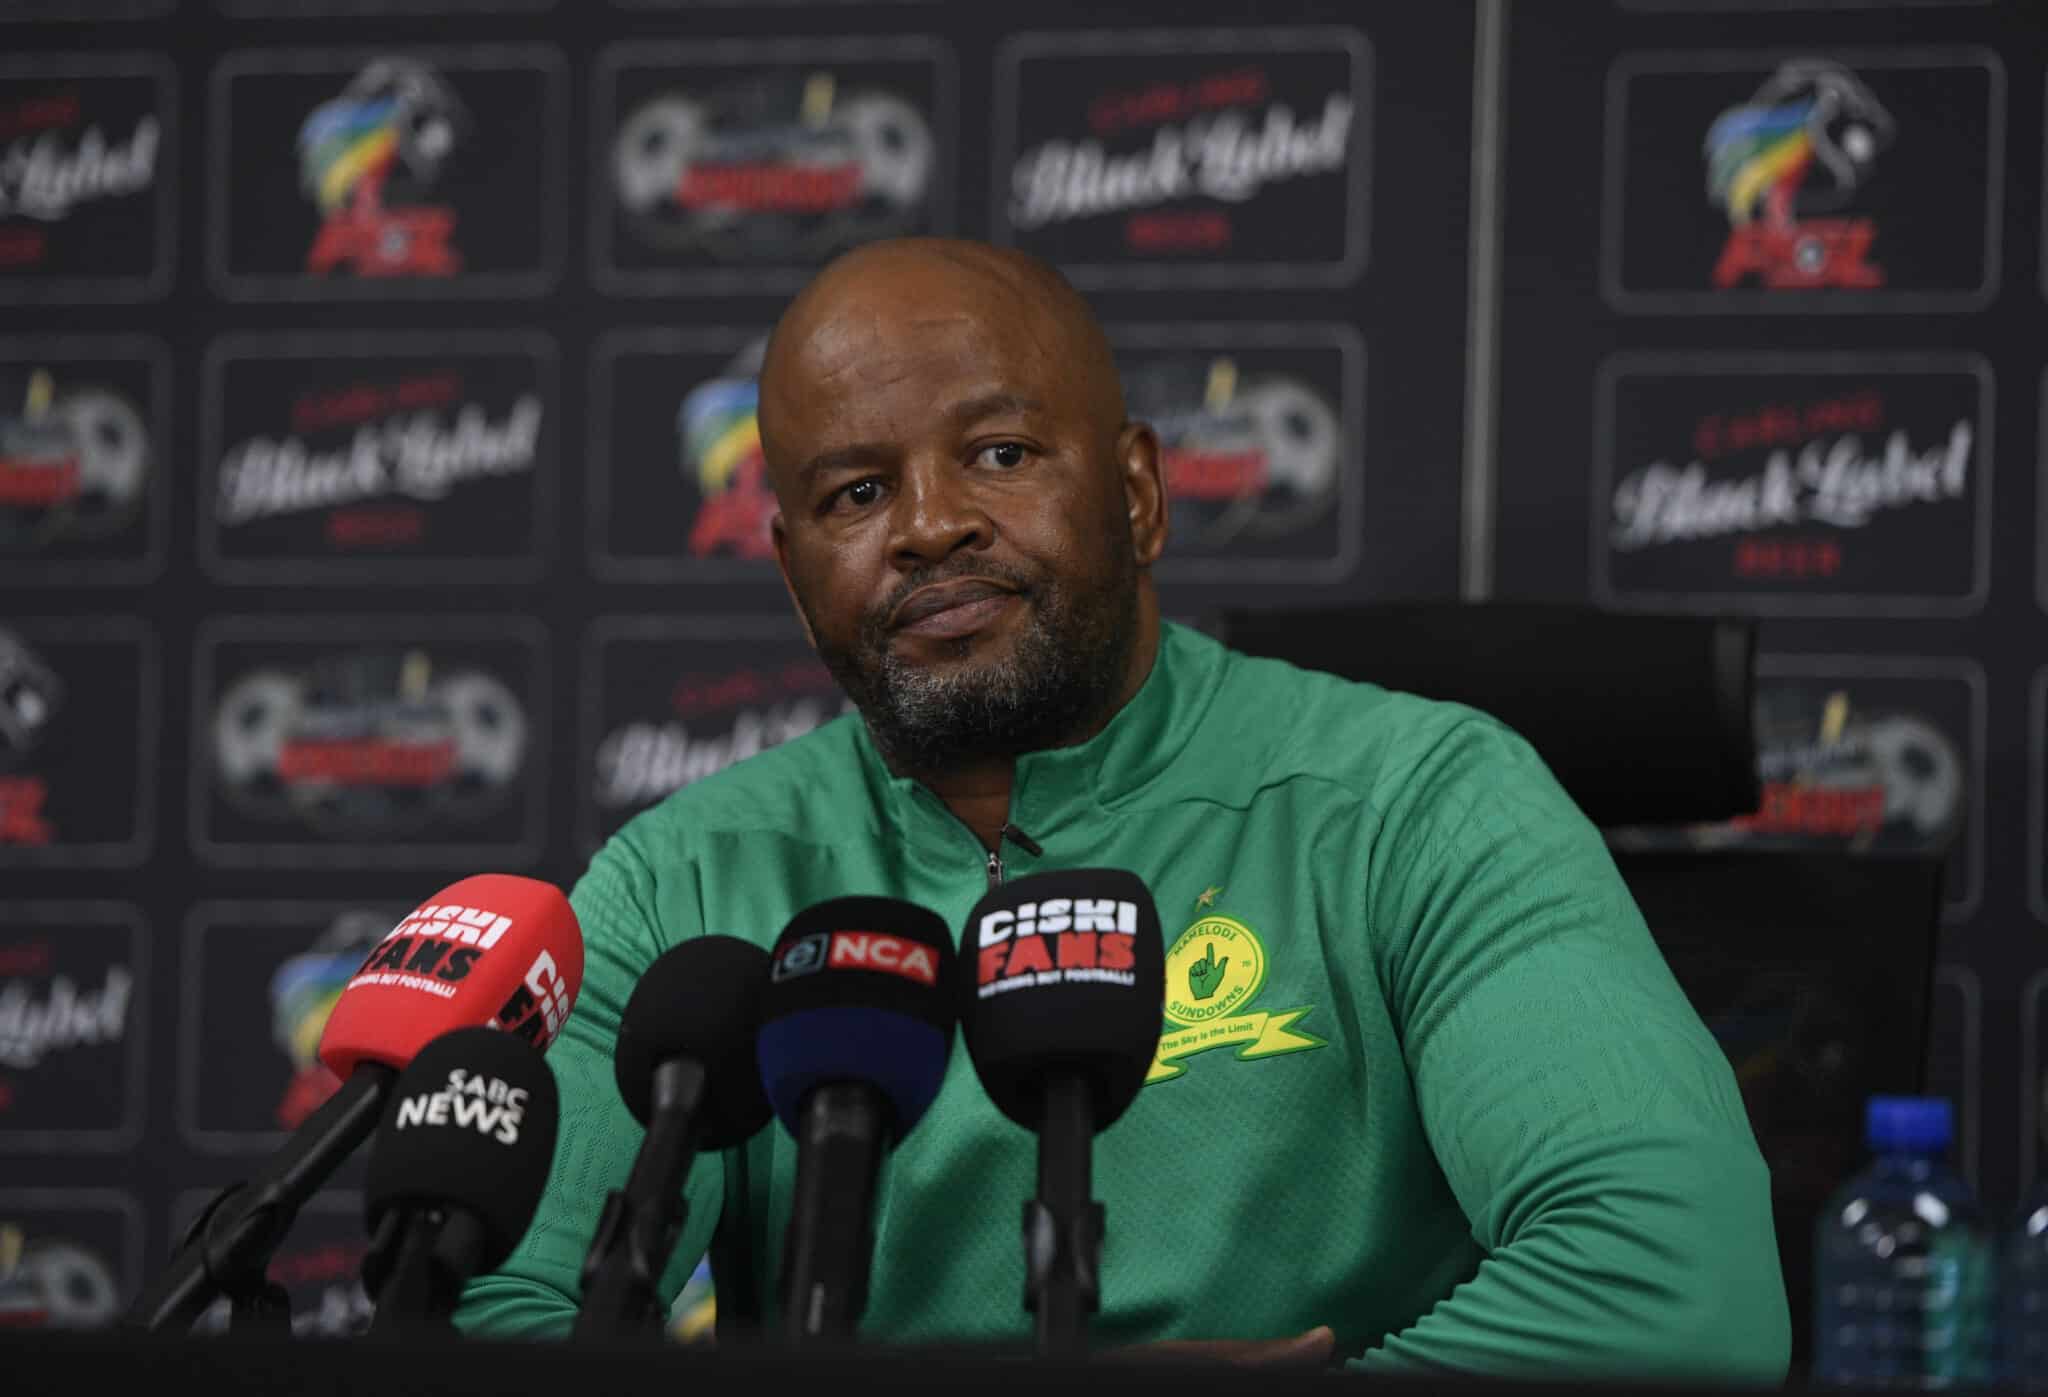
top-left (811, 562), bottom-right (1137, 777)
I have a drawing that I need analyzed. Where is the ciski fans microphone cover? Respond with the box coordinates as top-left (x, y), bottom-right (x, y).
top-left (755, 897), bottom-right (957, 1344)
top-left (958, 868), bottom-right (1165, 1357)
top-left (128, 874), bottom-right (584, 1332)
top-left (573, 936), bottom-right (775, 1339)
top-left (362, 1026), bottom-right (561, 1334)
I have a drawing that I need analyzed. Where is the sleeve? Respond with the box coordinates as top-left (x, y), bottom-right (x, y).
top-left (451, 830), bottom-right (728, 1339)
top-left (1351, 713), bottom-right (1791, 1383)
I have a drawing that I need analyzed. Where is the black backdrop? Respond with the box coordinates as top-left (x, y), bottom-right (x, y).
top-left (0, 0), bottom-right (2038, 1345)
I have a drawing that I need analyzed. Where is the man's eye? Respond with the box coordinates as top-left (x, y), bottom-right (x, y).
top-left (976, 442), bottom-right (1028, 469)
top-left (832, 478), bottom-right (883, 511)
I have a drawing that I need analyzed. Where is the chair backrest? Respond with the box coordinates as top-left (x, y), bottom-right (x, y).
top-left (1208, 602), bottom-right (1760, 827)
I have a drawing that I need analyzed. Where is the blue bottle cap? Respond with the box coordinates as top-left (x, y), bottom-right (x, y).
top-left (1866, 1095), bottom-right (1953, 1153)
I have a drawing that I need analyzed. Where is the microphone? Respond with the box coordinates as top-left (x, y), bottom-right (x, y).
top-left (128, 874), bottom-right (584, 1331)
top-left (361, 1025), bottom-right (560, 1333)
top-left (755, 897), bottom-right (956, 1344)
top-left (572, 936), bottom-right (774, 1340)
top-left (957, 869), bottom-right (1165, 1358)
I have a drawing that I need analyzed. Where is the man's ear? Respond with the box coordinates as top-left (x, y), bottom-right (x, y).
top-left (1116, 421), bottom-right (1169, 567)
top-left (770, 513), bottom-right (818, 650)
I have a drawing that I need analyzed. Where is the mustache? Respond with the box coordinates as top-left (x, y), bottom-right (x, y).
top-left (864, 559), bottom-right (1039, 637)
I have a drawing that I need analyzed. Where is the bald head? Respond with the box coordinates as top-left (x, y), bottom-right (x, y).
top-left (757, 237), bottom-right (1125, 492)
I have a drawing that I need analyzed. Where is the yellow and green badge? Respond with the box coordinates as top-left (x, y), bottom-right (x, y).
top-left (1147, 890), bottom-right (1326, 1085)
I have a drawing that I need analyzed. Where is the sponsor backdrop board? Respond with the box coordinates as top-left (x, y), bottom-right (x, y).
top-left (1497, 1), bottom-right (2047, 1226)
top-left (0, 0), bottom-right (2041, 1351)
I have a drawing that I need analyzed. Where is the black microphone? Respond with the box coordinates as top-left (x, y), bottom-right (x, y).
top-left (360, 1025), bottom-right (560, 1334)
top-left (755, 897), bottom-right (957, 1344)
top-left (957, 869), bottom-right (1165, 1358)
top-left (573, 936), bottom-right (774, 1339)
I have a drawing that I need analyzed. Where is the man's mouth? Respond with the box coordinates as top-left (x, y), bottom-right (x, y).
top-left (889, 579), bottom-right (1020, 639)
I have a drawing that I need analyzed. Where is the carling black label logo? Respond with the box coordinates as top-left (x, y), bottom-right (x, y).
top-left (0, 56), bottom-right (171, 301)
top-left (590, 330), bottom-right (780, 579)
top-left (181, 904), bottom-right (402, 1149)
top-left (1604, 51), bottom-right (2000, 311)
top-left (581, 619), bottom-right (848, 852)
top-left (0, 341), bottom-right (163, 580)
top-left (0, 907), bottom-right (143, 1148)
top-left (180, 1193), bottom-right (370, 1338)
top-left (995, 29), bottom-right (1368, 288)
top-left (0, 1193), bottom-right (137, 1328)
top-left (212, 47), bottom-right (562, 298)
top-left (595, 38), bottom-right (950, 291)
top-left (1595, 356), bottom-right (1989, 615)
top-left (1609, 660), bottom-right (1983, 919)
top-left (194, 622), bottom-right (544, 865)
top-left (0, 622), bottom-right (152, 866)
top-left (203, 335), bottom-right (553, 582)
top-left (1117, 327), bottom-right (1361, 581)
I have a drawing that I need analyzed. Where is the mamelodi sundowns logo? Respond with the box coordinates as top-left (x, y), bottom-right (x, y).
top-left (596, 38), bottom-right (950, 291)
top-left (0, 341), bottom-right (163, 580)
top-left (203, 334), bottom-right (553, 583)
top-left (1604, 50), bottom-right (2001, 311)
top-left (0, 55), bottom-right (172, 301)
top-left (1595, 355), bottom-right (1989, 615)
top-left (581, 618), bottom-right (850, 853)
top-left (194, 620), bottom-right (545, 866)
top-left (996, 28), bottom-right (1368, 287)
top-left (212, 46), bottom-right (562, 299)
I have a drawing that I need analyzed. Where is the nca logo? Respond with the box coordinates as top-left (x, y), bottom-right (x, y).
top-left (771, 929), bottom-right (938, 988)
top-left (392, 1066), bottom-right (529, 1145)
top-left (976, 898), bottom-right (1138, 992)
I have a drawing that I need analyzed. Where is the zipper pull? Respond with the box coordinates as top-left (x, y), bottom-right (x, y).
top-left (986, 847), bottom-right (1004, 888)
top-left (999, 823), bottom-right (1043, 857)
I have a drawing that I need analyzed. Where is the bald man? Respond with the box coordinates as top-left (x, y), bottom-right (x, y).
top-left (455, 239), bottom-right (1791, 1381)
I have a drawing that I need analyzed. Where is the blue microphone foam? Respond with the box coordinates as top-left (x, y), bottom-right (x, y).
top-left (756, 1004), bottom-right (952, 1142)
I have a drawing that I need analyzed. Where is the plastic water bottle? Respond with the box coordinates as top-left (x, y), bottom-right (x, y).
top-left (1812, 1096), bottom-right (1995, 1387)
top-left (2006, 1184), bottom-right (2048, 1387)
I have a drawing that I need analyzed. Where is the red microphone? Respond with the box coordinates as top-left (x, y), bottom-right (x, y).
top-left (128, 875), bottom-right (584, 1332)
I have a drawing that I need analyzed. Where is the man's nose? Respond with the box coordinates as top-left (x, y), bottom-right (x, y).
top-left (887, 456), bottom-right (992, 566)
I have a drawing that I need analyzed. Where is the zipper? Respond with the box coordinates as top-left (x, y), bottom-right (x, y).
top-left (985, 822), bottom-right (1042, 888)
top-left (986, 847), bottom-right (1004, 888)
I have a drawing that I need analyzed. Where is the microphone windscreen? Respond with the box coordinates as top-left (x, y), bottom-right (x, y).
top-left (319, 874), bottom-right (585, 1078)
top-left (755, 896), bottom-right (956, 1143)
top-left (959, 868), bottom-right (1165, 1131)
top-left (364, 1025), bottom-right (560, 1271)
top-left (614, 936), bottom-right (774, 1149)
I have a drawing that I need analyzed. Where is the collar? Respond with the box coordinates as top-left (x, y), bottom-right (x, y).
top-left (852, 621), bottom-right (1226, 854)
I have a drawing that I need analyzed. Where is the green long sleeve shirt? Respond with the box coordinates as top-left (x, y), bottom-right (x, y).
top-left (454, 622), bottom-right (1791, 1381)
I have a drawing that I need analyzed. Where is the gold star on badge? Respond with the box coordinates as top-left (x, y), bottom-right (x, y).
top-left (1195, 885), bottom-right (1223, 911)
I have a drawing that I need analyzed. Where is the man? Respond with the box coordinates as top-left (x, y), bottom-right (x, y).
top-left (456, 238), bottom-right (1791, 1379)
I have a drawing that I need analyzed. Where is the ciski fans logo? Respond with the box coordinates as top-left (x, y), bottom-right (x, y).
top-left (391, 1065), bottom-right (530, 1146)
top-left (0, 628), bottom-right (60, 846)
top-left (0, 368), bottom-right (149, 552)
top-left (1704, 60), bottom-right (1892, 290)
top-left (974, 898), bottom-right (1139, 999)
top-left (613, 69), bottom-right (934, 260)
top-left (296, 58), bottom-right (468, 279)
top-left (771, 929), bottom-right (939, 988)
top-left (350, 899), bottom-right (572, 1047)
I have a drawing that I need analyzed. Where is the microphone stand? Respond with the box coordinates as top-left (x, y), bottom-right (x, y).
top-left (1025, 1076), bottom-right (1103, 1360)
top-left (574, 1059), bottom-right (709, 1339)
top-left (127, 1063), bottom-right (398, 1332)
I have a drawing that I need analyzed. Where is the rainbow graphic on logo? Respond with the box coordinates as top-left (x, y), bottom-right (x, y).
top-left (267, 911), bottom-right (390, 1127)
top-left (678, 345), bottom-right (776, 561)
top-left (298, 94), bottom-right (402, 216)
top-left (1705, 100), bottom-right (1815, 228)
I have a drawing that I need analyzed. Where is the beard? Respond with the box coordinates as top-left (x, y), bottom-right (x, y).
top-left (805, 548), bottom-right (1139, 776)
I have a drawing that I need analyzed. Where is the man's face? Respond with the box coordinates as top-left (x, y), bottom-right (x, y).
top-left (762, 263), bottom-right (1158, 773)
